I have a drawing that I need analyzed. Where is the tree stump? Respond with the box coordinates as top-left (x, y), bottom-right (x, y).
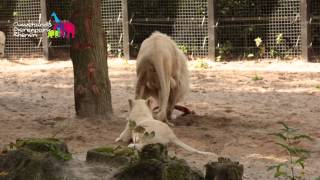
top-left (114, 144), bottom-right (204, 180)
top-left (86, 146), bottom-right (136, 167)
top-left (205, 157), bottom-right (244, 180)
top-left (138, 143), bottom-right (168, 161)
top-left (0, 138), bottom-right (71, 180)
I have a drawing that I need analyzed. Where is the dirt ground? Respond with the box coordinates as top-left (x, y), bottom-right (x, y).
top-left (0, 58), bottom-right (319, 179)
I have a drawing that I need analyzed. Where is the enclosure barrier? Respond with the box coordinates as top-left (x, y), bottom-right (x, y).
top-left (0, 0), bottom-right (318, 62)
top-left (310, 0), bottom-right (320, 61)
top-left (0, 0), bottom-right (43, 58)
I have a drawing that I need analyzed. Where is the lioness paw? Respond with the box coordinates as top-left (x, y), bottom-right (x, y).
top-left (115, 137), bottom-right (122, 142)
top-left (128, 143), bottom-right (135, 148)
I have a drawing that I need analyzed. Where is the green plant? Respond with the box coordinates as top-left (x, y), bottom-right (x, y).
top-left (107, 44), bottom-right (112, 54)
top-left (255, 37), bottom-right (263, 47)
top-left (178, 44), bottom-right (188, 54)
top-left (117, 49), bottom-right (123, 58)
top-left (216, 41), bottom-right (232, 61)
top-left (276, 33), bottom-right (285, 45)
top-left (270, 48), bottom-right (279, 58)
top-left (194, 59), bottom-right (209, 69)
top-left (254, 37), bottom-right (265, 58)
top-left (268, 122), bottom-right (313, 180)
top-left (252, 74), bottom-right (263, 81)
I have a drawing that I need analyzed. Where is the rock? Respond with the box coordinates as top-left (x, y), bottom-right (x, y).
top-left (205, 157), bottom-right (244, 180)
top-left (114, 143), bottom-right (204, 180)
top-left (0, 138), bottom-right (72, 180)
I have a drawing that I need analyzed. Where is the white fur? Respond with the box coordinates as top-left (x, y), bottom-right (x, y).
top-left (0, 31), bottom-right (5, 58)
top-left (135, 32), bottom-right (189, 123)
top-left (116, 99), bottom-right (216, 156)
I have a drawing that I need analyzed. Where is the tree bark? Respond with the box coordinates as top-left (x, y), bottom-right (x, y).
top-left (205, 157), bottom-right (243, 180)
top-left (70, 0), bottom-right (112, 119)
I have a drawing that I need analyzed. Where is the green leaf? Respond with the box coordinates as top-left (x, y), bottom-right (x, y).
top-left (275, 142), bottom-right (291, 152)
top-left (254, 37), bottom-right (263, 47)
top-left (270, 133), bottom-right (287, 140)
top-left (276, 33), bottom-right (284, 44)
top-left (267, 165), bottom-right (278, 171)
top-left (278, 122), bottom-right (289, 130)
top-left (290, 147), bottom-right (311, 156)
top-left (293, 134), bottom-right (313, 141)
top-left (274, 171), bottom-right (287, 178)
top-left (295, 157), bottom-right (305, 169)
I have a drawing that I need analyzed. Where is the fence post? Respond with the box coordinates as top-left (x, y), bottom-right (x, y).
top-left (208, 0), bottom-right (216, 61)
top-left (300, 0), bottom-right (310, 61)
top-left (122, 0), bottom-right (130, 60)
top-left (40, 0), bottom-right (49, 59)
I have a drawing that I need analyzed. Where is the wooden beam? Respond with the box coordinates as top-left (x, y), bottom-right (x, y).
top-left (300, 0), bottom-right (310, 61)
top-left (122, 0), bottom-right (130, 60)
top-left (207, 0), bottom-right (216, 61)
top-left (40, 0), bottom-right (48, 59)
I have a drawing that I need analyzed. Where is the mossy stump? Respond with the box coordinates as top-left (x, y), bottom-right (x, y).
top-left (205, 157), bottom-right (244, 180)
top-left (15, 138), bottom-right (71, 161)
top-left (115, 144), bottom-right (204, 180)
top-left (86, 145), bottom-right (136, 167)
top-left (0, 138), bottom-right (71, 180)
top-left (138, 143), bottom-right (169, 161)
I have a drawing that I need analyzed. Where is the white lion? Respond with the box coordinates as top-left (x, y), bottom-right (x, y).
top-left (115, 99), bottom-right (217, 156)
top-left (135, 32), bottom-right (190, 123)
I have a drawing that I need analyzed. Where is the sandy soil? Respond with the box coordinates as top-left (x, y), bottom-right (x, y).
top-left (0, 58), bottom-right (319, 179)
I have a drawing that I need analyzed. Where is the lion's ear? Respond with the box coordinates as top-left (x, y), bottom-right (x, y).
top-left (146, 97), bottom-right (153, 109)
top-left (128, 99), bottom-right (134, 109)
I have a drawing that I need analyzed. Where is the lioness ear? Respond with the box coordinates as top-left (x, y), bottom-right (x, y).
top-left (128, 99), bottom-right (134, 109)
top-left (146, 97), bottom-right (153, 109)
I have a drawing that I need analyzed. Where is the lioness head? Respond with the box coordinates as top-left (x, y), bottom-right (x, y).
top-left (127, 98), bottom-right (154, 122)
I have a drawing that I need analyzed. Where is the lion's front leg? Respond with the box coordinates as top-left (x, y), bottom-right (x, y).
top-left (128, 143), bottom-right (145, 151)
top-left (115, 123), bottom-right (131, 143)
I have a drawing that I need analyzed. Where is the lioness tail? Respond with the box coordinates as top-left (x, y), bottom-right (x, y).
top-left (172, 137), bottom-right (216, 156)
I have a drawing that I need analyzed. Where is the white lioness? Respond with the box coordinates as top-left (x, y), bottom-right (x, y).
top-left (135, 32), bottom-right (189, 123)
top-left (115, 99), bottom-right (216, 156)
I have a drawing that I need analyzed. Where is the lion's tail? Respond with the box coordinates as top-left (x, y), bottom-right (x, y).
top-left (172, 137), bottom-right (216, 156)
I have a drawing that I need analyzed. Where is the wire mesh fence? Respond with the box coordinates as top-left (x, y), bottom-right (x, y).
top-left (128, 0), bottom-right (208, 58)
top-left (216, 0), bottom-right (301, 60)
top-left (102, 0), bottom-right (124, 58)
top-left (310, 0), bottom-right (320, 62)
top-left (0, 0), bottom-right (319, 61)
top-left (0, 0), bottom-right (43, 59)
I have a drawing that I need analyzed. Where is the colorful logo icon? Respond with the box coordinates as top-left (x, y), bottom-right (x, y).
top-left (48, 12), bottom-right (75, 39)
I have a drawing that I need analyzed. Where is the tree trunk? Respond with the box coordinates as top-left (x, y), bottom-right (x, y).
top-left (70, 0), bottom-right (112, 119)
top-left (205, 157), bottom-right (244, 180)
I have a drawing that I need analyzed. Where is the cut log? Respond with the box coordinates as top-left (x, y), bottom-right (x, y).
top-left (205, 157), bottom-right (244, 180)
